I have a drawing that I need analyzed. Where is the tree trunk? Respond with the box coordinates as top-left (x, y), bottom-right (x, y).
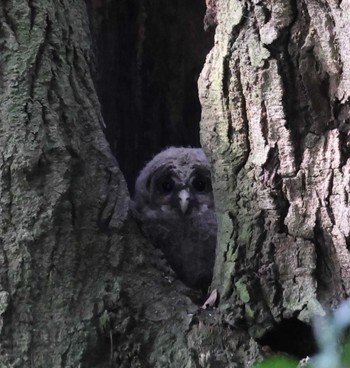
top-left (1, 0), bottom-right (350, 367)
top-left (0, 0), bottom-right (133, 366)
top-left (199, 0), bottom-right (350, 359)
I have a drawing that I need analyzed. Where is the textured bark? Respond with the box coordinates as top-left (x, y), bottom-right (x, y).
top-left (2, 0), bottom-right (350, 367)
top-left (0, 1), bottom-right (230, 367)
top-left (199, 0), bottom-right (350, 360)
top-left (0, 1), bottom-right (130, 366)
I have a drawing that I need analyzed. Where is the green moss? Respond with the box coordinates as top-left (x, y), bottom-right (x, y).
top-left (245, 304), bottom-right (255, 319)
top-left (235, 279), bottom-right (250, 304)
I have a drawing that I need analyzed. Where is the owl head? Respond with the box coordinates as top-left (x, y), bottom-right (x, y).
top-left (133, 147), bottom-right (214, 217)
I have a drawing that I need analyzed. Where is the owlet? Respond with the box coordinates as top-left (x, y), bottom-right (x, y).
top-left (132, 147), bottom-right (217, 292)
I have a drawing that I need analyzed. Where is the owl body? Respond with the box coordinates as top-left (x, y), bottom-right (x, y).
top-left (133, 147), bottom-right (217, 291)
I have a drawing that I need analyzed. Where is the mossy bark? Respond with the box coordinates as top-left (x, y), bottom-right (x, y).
top-left (199, 0), bottom-right (350, 357)
top-left (0, 0), bottom-right (130, 366)
top-left (2, 0), bottom-right (350, 367)
top-left (0, 1), bottom-right (240, 367)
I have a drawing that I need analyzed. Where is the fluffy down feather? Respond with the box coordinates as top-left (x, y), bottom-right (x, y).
top-left (133, 147), bottom-right (217, 291)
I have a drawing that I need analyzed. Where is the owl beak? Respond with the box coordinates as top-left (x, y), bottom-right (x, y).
top-left (178, 189), bottom-right (190, 214)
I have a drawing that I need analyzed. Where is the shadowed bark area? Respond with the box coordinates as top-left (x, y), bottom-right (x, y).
top-left (199, 0), bottom-right (350, 358)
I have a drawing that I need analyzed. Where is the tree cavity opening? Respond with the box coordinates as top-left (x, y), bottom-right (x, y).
top-left (258, 318), bottom-right (318, 359)
top-left (88, 0), bottom-right (214, 192)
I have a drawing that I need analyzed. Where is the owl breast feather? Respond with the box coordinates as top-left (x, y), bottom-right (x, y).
top-left (141, 207), bottom-right (217, 291)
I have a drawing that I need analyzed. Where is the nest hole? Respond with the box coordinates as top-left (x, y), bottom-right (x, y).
top-left (258, 318), bottom-right (318, 359)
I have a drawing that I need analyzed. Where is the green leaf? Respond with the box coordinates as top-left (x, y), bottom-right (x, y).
top-left (341, 341), bottom-right (350, 366)
top-left (255, 357), bottom-right (298, 368)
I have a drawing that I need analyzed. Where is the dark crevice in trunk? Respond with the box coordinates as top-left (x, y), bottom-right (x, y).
top-left (86, 1), bottom-right (214, 192)
top-left (314, 211), bottom-right (345, 305)
top-left (258, 318), bottom-right (317, 359)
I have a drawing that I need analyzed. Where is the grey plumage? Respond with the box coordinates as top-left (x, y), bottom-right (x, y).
top-left (133, 147), bottom-right (217, 291)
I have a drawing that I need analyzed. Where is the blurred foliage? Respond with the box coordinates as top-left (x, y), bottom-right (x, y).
top-left (255, 357), bottom-right (299, 368)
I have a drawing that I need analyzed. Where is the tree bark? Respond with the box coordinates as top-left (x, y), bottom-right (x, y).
top-left (0, 1), bottom-right (228, 367)
top-left (2, 0), bottom-right (350, 367)
top-left (199, 0), bottom-right (350, 359)
top-left (0, 1), bottom-right (131, 366)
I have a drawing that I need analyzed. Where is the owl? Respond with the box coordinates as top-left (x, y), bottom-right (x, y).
top-left (132, 147), bottom-right (217, 292)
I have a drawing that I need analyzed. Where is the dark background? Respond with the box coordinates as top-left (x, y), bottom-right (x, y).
top-left (87, 0), bottom-right (214, 192)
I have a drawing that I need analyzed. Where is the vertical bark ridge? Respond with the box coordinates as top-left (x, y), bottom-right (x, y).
top-left (199, 0), bottom-right (350, 358)
top-left (0, 1), bottom-right (130, 366)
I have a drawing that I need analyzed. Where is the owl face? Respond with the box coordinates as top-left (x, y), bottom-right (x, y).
top-left (147, 164), bottom-right (213, 216)
top-left (134, 147), bottom-right (215, 218)
top-left (133, 147), bottom-right (217, 292)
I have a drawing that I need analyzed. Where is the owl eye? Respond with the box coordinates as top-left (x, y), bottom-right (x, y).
top-left (192, 177), bottom-right (208, 192)
top-left (160, 178), bottom-right (174, 193)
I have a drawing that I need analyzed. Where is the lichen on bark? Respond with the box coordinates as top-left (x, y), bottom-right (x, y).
top-left (2, 0), bottom-right (350, 367)
top-left (199, 0), bottom-right (350, 361)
